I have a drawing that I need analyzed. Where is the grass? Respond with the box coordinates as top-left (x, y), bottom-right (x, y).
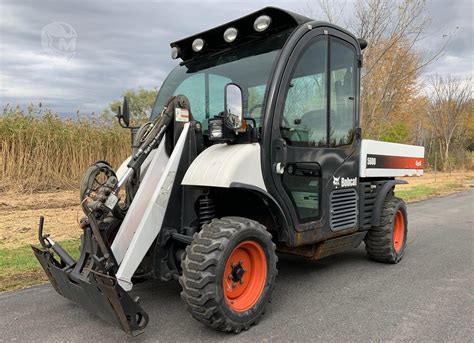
top-left (397, 171), bottom-right (473, 202)
top-left (0, 240), bottom-right (80, 292)
top-left (396, 181), bottom-right (466, 202)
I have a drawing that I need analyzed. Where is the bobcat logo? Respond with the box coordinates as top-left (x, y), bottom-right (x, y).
top-left (333, 176), bottom-right (357, 188)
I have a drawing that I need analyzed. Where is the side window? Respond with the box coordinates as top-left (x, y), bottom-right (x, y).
top-left (281, 37), bottom-right (328, 147)
top-left (330, 38), bottom-right (356, 146)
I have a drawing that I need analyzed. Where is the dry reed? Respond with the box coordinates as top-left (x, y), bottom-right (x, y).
top-left (0, 105), bottom-right (130, 192)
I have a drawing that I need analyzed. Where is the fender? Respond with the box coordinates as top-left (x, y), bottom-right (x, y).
top-left (371, 179), bottom-right (408, 226)
top-left (181, 143), bottom-right (266, 191)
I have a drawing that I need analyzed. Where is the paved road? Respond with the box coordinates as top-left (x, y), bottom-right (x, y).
top-left (1, 191), bottom-right (473, 342)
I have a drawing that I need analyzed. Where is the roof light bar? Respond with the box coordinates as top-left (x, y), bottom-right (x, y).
top-left (253, 15), bottom-right (271, 32)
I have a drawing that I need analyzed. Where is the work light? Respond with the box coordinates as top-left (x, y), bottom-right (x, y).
top-left (253, 15), bottom-right (271, 32)
top-left (171, 46), bottom-right (179, 59)
top-left (223, 27), bottom-right (238, 43)
top-left (192, 38), bottom-right (204, 52)
top-left (208, 119), bottom-right (223, 139)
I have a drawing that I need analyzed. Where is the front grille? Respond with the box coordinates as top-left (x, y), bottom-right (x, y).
top-left (330, 188), bottom-right (358, 231)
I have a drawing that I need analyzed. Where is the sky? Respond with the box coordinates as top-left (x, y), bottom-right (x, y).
top-left (0, 0), bottom-right (472, 115)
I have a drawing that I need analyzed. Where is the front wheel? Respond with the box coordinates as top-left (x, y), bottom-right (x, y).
top-left (180, 217), bottom-right (277, 333)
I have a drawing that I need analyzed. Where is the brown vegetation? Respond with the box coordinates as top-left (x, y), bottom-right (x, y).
top-left (0, 190), bottom-right (81, 248)
top-left (0, 104), bottom-right (130, 192)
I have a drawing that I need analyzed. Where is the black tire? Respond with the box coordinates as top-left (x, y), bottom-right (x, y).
top-left (180, 217), bottom-right (277, 333)
top-left (365, 195), bottom-right (408, 263)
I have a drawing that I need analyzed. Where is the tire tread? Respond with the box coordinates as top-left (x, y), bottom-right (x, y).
top-left (180, 217), bottom-right (277, 333)
top-left (365, 195), bottom-right (407, 263)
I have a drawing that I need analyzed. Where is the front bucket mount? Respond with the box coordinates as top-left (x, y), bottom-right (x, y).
top-left (31, 217), bottom-right (149, 335)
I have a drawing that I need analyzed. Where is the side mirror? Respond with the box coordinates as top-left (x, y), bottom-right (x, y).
top-left (117, 96), bottom-right (130, 128)
top-left (224, 83), bottom-right (243, 130)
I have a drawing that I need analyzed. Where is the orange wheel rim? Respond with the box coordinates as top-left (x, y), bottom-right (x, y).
top-left (393, 210), bottom-right (405, 252)
top-left (223, 240), bottom-right (267, 312)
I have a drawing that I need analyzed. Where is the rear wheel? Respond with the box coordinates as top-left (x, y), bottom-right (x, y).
top-left (180, 217), bottom-right (277, 333)
top-left (365, 195), bottom-right (407, 263)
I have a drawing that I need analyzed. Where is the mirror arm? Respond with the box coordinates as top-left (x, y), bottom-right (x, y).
top-left (118, 117), bottom-right (129, 129)
top-left (116, 106), bottom-right (129, 128)
top-left (243, 117), bottom-right (259, 142)
top-left (243, 117), bottom-right (256, 127)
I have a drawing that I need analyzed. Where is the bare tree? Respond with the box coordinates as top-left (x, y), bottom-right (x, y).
top-left (318, 0), bottom-right (347, 25)
top-left (426, 75), bottom-right (472, 170)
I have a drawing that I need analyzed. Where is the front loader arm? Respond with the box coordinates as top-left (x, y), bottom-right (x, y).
top-left (113, 123), bottom-right (190, 290)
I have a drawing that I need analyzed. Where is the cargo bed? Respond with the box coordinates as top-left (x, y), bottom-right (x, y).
top-left (360, 140), bottom-right (424, 178)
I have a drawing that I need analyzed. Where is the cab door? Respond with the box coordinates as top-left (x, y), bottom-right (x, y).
top-left (264, 27), bottom-right (361, 244)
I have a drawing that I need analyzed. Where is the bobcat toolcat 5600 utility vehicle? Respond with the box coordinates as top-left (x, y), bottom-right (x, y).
top-left (32, 7), bottom-right (424, 335)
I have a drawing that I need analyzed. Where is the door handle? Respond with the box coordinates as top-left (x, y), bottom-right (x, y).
top-left (273, 138), bottom-right (287, 175)
top-left (275, 162), bottom-right (285, 175)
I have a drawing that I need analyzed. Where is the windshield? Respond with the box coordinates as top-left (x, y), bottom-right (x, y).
top-left (151, 30), bottom-right (292, 131)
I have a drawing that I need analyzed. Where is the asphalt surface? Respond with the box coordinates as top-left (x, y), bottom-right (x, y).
top-left (1, 191), bottom-right (473, 342)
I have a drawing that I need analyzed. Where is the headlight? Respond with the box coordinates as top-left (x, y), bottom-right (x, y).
top-left (254, 15), bottom-right (271, 32)
top-left (208, 119), bottom-right (223, 140)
